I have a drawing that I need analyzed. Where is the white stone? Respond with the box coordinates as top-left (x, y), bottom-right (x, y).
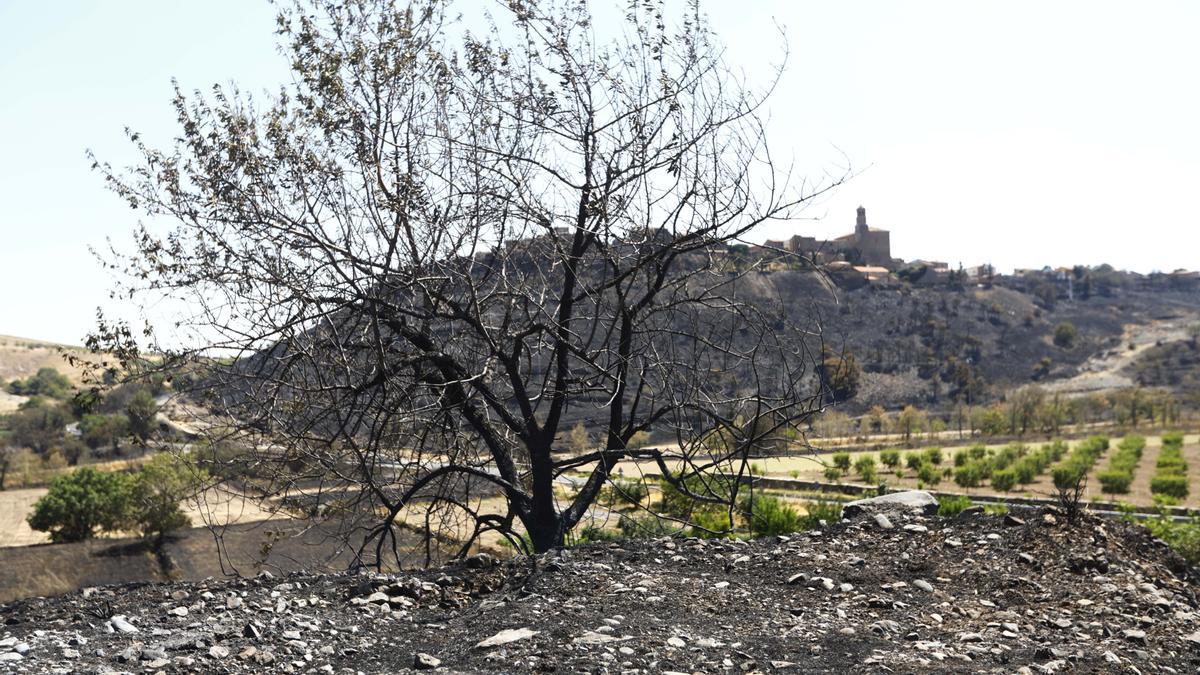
top-left (475, 628), bottom-right (539, 649)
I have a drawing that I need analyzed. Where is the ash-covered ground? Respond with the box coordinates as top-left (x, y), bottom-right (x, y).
top-left (2, 492), bottom-right (1199, 673)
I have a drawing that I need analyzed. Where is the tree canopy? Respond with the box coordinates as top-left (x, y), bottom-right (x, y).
top-left (6, 367), bottom-right (72, 399)
top-left (92, 0), bottom-right (841, 558)
top-left (27, 467), bottom-right (132, 543)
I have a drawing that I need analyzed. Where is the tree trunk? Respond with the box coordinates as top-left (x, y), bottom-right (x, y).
top-left (526, 439), bottom-right (564, 554)
top-left (524, 510), bottom-right (564, 553)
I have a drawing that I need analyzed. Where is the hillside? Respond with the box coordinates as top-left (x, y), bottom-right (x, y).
top-left (728, 270), bottom-right (1200, 413)
top-left (1, 494), bottom-right (1198, 673)
top-left (0, 336), bottom-right (95, 414)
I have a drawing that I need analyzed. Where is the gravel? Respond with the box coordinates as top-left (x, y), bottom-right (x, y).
top-left (1, 501), bottom-right (1199, 673)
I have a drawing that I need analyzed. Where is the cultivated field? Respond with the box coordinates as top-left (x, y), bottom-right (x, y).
top-left (607, 433), bottom-right (1200, 509)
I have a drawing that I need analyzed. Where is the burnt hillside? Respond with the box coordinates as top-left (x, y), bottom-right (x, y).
top-left (758, 270), bottom-right (1200, 412)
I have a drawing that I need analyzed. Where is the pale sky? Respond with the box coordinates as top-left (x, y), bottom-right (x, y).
top-left (2, 1), bottom-right (1198, 344)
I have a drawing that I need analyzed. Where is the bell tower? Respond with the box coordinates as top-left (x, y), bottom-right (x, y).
top-left (855, 206), bottom-right (868, 237)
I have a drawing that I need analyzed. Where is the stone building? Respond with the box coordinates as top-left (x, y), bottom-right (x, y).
top-left (763, 206), bottom-right (894, 268)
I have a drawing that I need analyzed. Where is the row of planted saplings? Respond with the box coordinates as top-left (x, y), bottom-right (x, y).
top-left (1049, 435), bottom-right (1111, 493)
top-left (827, 440), bottom-right (1079, 492)
top-left (1097, 434), bottom-right (1146, 494)
top-left (952, 440), bottom-right (1072, 491)
top-left (1150, 431), bottom-right (1189, 503)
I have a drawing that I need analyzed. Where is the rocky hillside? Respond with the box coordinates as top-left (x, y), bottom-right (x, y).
top-left (2, 493), bottom-right (1199, 673)
top-left (789, 277), bottom-right (1200, 412)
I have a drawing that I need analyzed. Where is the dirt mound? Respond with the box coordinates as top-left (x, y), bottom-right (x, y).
top-left (2, 501), bottom-right (1200, 673)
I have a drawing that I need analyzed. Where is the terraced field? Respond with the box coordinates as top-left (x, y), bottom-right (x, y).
top-left (616, 433), bottom-right (1199, 508)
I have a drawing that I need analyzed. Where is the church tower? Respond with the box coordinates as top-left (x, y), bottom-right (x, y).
top-left (855, 206), bottom-right (868, 237)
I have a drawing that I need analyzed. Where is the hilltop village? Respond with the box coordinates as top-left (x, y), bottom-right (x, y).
top-left (749, 207), bottom-right (1200, 294)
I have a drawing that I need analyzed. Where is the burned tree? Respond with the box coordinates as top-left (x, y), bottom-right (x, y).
top-left (93, 0), bottom-right (841, 561)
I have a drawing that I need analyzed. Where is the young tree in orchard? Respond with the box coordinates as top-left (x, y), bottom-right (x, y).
top-left (91, 0), bottom-right (841, 560)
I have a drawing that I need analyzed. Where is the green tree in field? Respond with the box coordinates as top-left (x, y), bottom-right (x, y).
top-left (974, 406), bottom-right (1007, 437)
top-left (131, 453), bottom-right (207, 544)
top-left (7, 400), bottom-right (70, 455)
top-left (819, 347), bottom-right (861, 403)
top-left (895, 405), bottom-right (926, 444)
top-left (125, 390), bottom-right (159, 443)
top-left (867, 405), bottom-right (888, 434)
top-left (1006, 386), bottom-right (1045, 436)
top-left (1053, 321), bottom-right (1077, 349)
top-left (855, 455), bottom-right (877, 483)
top-left (7, 367), bottom-right (72, 399)
top-left (80, 414), bottom-right (130, 453)
top-left (27, 467), bottom-right (133, 543)
top-left (879, 449), bottom-right (901, 469)
top-left (923, 447), bottom-right (944, 466)
top-left (990, 468), bottom-right (1016, 492)
top-left (831, 452), bottom-right (852, 472)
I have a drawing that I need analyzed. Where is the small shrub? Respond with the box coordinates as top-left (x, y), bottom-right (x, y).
top-left (823, 466), bottom-right (842, 482)
top-left (879, 449), bottom-right (901, 468)
top-left (1012, 459), bottom-right (1038, 484)
top-left (627, 430), bottom-right (653, 449)
top-left (690, 507), bottom-right (735, 539)
top-left (937, 494), bottom-right (973, 517)
top-left (917, 463), bottom-right (941, 485)
top-left (1150, 475), bottom-right (1189, 499)
top-left (905, 452), bottom-right (924, 470)
top-left (1052, 465), bottom-right (1085, 491)
top-left (990, 468), bottom-right (1016, 492)
top-left (1053, 321), bottom-right (1077, 348)
top-left (831, 452), bottom-right (852, 472)
top-left (954, 463), bottom-right (983, 488)
top-left (924, 447), bottom-right (943, 466)
top-left (1142, 510), bottom-right (1200, 565)
top-left (1153, 493), bottom-right (1182, 507)
top-left (983, 503), bottom-right (1009, 516)
top-left (799, 500), bottom-right (843, 529)
top-left (854, 455), bottom-right (877, 481)
top-left (741, 495), bottom-right (802, 537)
top-left (602, 478), bottom-right (650, 507)
top-left (1097, 470), bottom-right (1132, 494)
top-left (617, 513), bottom-right (683, 539)
top-left (1150, 431), bottom-right (1188, 500)
top-left (953, 450), bottom-right (970, 467)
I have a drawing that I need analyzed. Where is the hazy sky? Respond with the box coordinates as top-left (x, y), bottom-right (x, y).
top-left (2, 1), bottom-right (1198, 344)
